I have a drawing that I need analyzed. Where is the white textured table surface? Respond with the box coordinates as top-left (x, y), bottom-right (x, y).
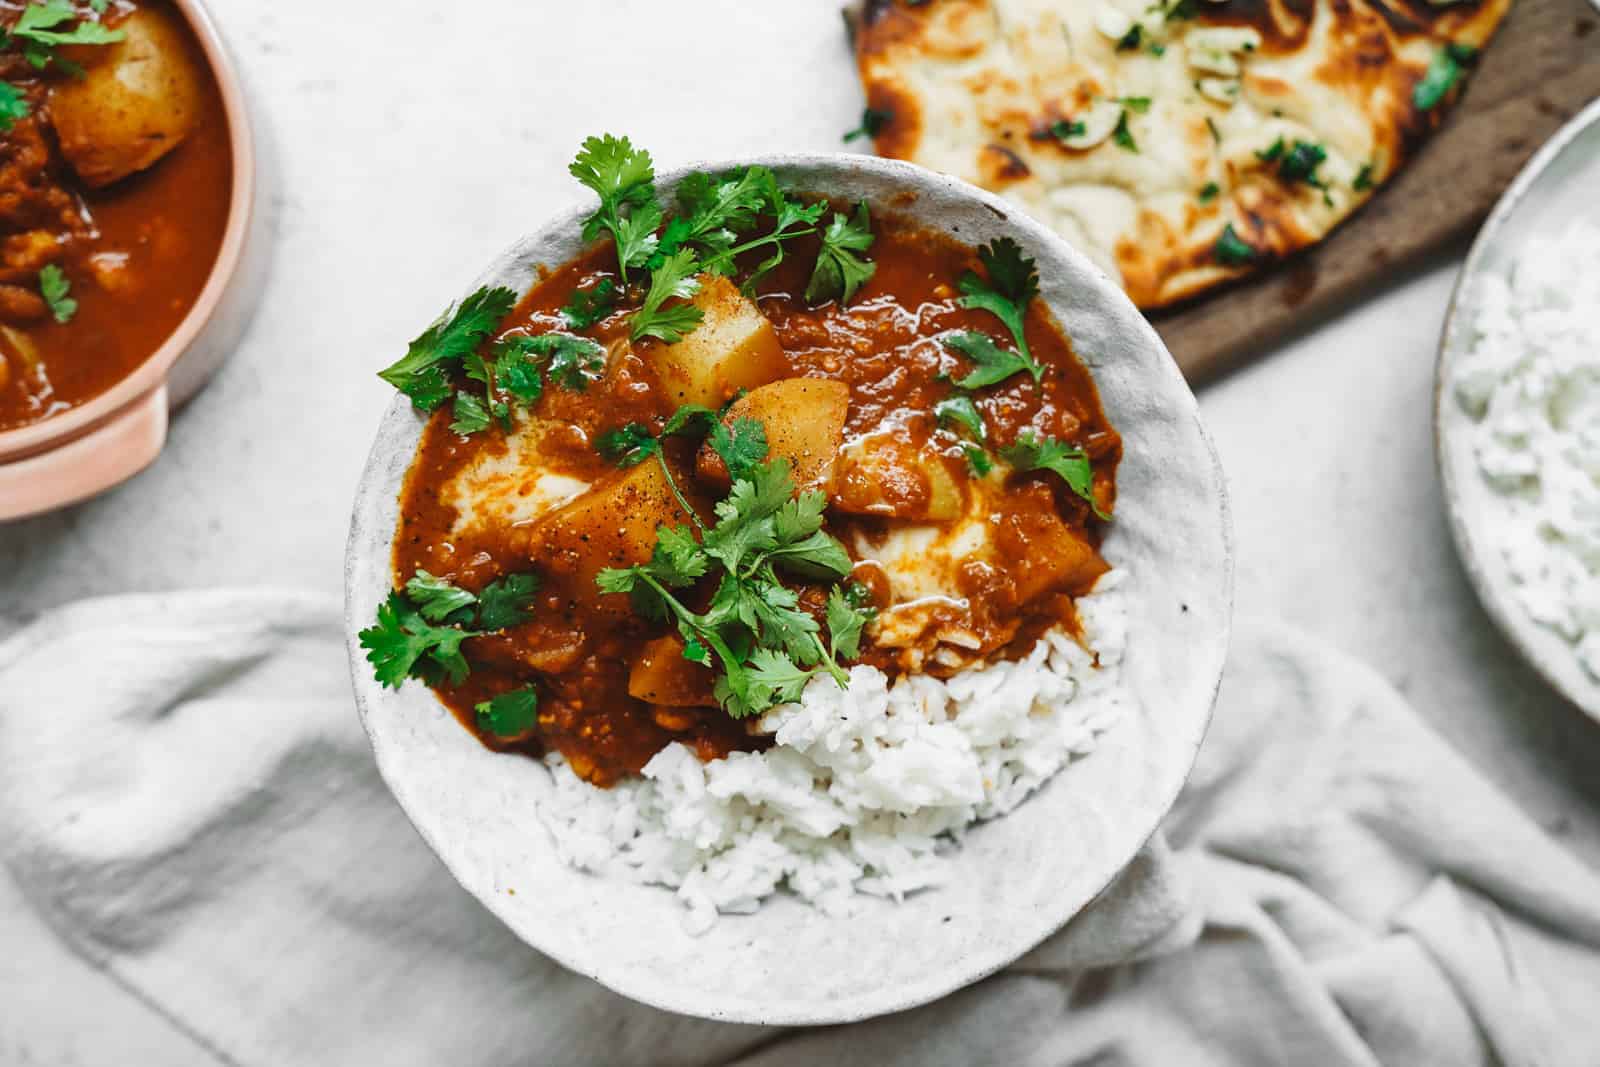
top-left (3, 1), bottom-right (1597, 1062)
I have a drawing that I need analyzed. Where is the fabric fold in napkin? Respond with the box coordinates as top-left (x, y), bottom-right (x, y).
top-left (2, 591), bottom-right (1599, 1065)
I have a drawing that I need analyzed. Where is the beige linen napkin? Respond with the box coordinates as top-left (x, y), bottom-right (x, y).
top-left (2, 591), bottom-right (1598, 1065)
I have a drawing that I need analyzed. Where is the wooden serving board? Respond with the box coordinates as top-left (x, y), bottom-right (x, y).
top-left (1154, 0), bottom-right (1600, 383)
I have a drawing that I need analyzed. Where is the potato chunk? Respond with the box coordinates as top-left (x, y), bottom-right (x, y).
top-left (994, 490), bottom-right (1108, 604)
top-left (50, 8), bottom-right (204, 189)
top-left (652, 276), bottom-right (786, 408)
top-left (628, 635), bottom-right (717, 707)
top-left (832, 429), bottom-right (964, 522)
top-left (696, 377), bottom-right (849, 491)
top-left (524, 458), bottom-right (707, 615)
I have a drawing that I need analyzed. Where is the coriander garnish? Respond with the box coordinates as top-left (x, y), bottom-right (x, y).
top-left (1000, 431), bottom-right (1109, 518)
top-left (1213, 222), bottom-right (1258, 267)
top-left (359, 570), bottom-right (541, 689)
top-left (596, 451), bottom-right (873, 720)
top-left (5, 1), bottom-right (125, 73)
top-left (0, 81), bottom-right (28, 132)
top-left (843, 107), bottom-right (894, 143)
top-left (952, 237), bottom-right (1042, 383)
top-left (38, 263), bottom-right (75, 324)
top-left (1413, 43), bottom-right (1477, 111)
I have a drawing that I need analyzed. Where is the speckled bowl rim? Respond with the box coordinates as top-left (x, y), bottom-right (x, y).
top-left (1434, 96), bottom-right (1600, 724)
top-left (0, 0), bottom-right (256, 460)
top-left (345, 152), bottom-right (1234, 1025)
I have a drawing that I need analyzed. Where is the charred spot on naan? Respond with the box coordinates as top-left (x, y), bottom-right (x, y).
top-left (867, 79), bottom-right (923, 160)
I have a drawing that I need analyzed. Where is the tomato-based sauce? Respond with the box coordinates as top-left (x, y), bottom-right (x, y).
top-left (393, 212), bottom-right (1121, 786)
top-left (0, 0), bottom-right (233, 431)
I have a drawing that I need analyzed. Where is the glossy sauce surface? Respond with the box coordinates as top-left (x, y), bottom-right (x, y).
top-left (0, 0), bottom-right (233, 430)
top-left (394, 214), bottom-right (1121, 786)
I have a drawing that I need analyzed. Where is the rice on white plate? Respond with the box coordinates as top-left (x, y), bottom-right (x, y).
top-left (1453, 221), bottom-right (1600, 682)
top-left (538, 571), bottom-right (1129, 933)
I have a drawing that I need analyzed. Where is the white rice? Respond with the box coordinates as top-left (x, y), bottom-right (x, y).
top-left (1453, 221), bottom-right (1600, 680)
top-left (536, 571), bottom-right (1130, 932)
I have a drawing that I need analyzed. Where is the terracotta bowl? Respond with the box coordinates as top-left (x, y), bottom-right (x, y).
top-left (346, 154), bottom-right (1234, 1024)
top-left (0, 0), bottom-right (266, 522)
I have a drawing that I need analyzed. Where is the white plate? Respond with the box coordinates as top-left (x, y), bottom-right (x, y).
top-left (345, 153), bottom-right (1234, 1024)
top-left (1435, 97), bottom-right (1600, 722)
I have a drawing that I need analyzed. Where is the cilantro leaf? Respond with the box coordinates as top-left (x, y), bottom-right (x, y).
top-left (1353, 163), bottom-right (1375, 192)
top-left (476, 573), bottom-right (541, 630)
top-left (404, 570), bottom-right (478, 622)
top-left (0, 82), bottom-right (29, 132)
top-left (38, 264), bottom-right (75, 324)
top-left (1112, 109), bottom-right (1138, 152)
top-left (826, 584), bottom-right (874, 660)
top-left (560, 278), bottom-right (618, 330)
top-left (631, 248), bottom-right (704, 342)
top-left (662, 168), bottom-right (768, 262)
top-left (708, 416), bottom-right (768, 482)
top-left (523, 332), bottom-right (605, 390)
top-left (934, 395), bottom-right (987, 441)
top-left (475, 687), bottom-right (539, 739)
top-left (1414, 43), bottom-right (1477, 111)
top-left (596, 422), bottom-right (659, 467)
top-left (1116, 24), bottom-right (1143, 51)
top-left (359, 592), bottom-right (481, 689)
top-left (746, 647), bottom-right (816, 705)
top-left (943, 331), bottom-right (1033, 389)
top-left (378, 286), bottom-right (517, 411)
top-left (10, 1), bottom-right (124, 70)
top-left (843, 107), bottom-right (893, 143)
top-left (1035, 118), bottom-right (1087, 143)
top-left (957, 238), bottom-right (1041, 379)
top-left (495, 337), bottom-right (546, 404)
top-left (1213, 223), bottom-right (1259, 267)
top-left (450, 391), bottom-right (492, 435)
top-left (804, 201), bottom-right (877, 305)
top-left (964, 443), bottom-right (994, 476)
top-left (1198, 182), bottom-right (1220, 203)
top-left (570, 134), bottom-right (659, 279)
top-left (1001, 431), bottom-right (1109, 518)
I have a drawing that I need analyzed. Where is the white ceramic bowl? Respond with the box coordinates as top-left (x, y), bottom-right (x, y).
top-left (1435, 98), bottom-right (1600, 723)
top-left (345, 154), bottom-right (1233, 1024)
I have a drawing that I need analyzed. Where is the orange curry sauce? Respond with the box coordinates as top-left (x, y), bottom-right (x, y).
top-left (394, 213), bottom-right (1121, 786)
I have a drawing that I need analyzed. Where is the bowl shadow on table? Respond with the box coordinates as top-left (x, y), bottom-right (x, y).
top-left (1427, 500), bottom-right (1600, 832)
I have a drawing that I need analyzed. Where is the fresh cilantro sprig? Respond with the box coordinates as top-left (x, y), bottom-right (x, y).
top-left (1000, 431), bottom-right (1109, 518)
top-left (691, 169), bottom-right (827, 288)
top-left (378, 286), bottom-right (517, 412)
top-left (360, 570), bottom-right (541, 689)
top-left (560, 278), bottom-right (617, 329)
top-left (570, 134), bottom-right (661, 282)
top-left (942, 332), bottom-right (1032, 389)
top-left (0, 81), bottom-right (28, 132)
top-left (955, 237), bottom-right (1042, 382)
top-left (596, 448), bottom-right (870, 720)
top-left (475, 687), bottom-right (539, 739)
top-left (805, 201), bottom-right (877, 305)
top-left (935, 394), bottom-right (992, 475)
top-left (38, 264), bottom-right (75, 324)
top-left (3, 1), bottom-right (125, 71)
top-left (630, 248), bottom-right (704, 342)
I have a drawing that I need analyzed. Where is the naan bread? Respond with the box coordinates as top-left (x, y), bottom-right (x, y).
top-left (854, 0), bottom-right (1511, 307)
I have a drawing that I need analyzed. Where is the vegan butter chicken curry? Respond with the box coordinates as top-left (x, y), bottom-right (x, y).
top-left (0, 0), bottom-right (232, 431)
top-left (363, 136), bottom-right (1121, 787)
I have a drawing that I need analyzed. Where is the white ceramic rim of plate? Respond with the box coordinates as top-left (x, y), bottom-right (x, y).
top-left (345, 151), bottom-right (1234, 1024)
top-left (1434, 96), bottom-right (1600, 722)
